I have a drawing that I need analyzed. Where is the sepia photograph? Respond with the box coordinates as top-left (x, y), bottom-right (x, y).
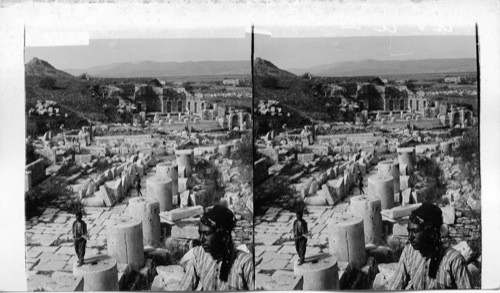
top-left (24, 34), bottom-right (254, 290)
top-left (253, 27), bottom-right (481, 290)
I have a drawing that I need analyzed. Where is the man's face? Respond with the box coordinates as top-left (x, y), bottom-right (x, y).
top-left (199, 222), bottom-right (221, 254)
top-left (407, 221), bottom-right (426, 251)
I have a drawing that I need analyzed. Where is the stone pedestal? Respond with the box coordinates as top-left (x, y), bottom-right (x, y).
top-left (377, 160), bottom-right (401, 196)
top-left (156, 162), bottom-right (179, 196)
top-left (146, 176), bottom-right (173, 212)
top-left (175, 149), bottom-right (193, 178)
top-left (397, 147), bottom-right (415, 174)
top-left (293, 253), bottom-right (339, 290)
top-left (349, 195), bottom-right (383, 245)
top-left (327, 214), bottom-right (366, 266)
top-left (218, 144), bottom-right (232, 158)
top-left (107, 219), bottom-right (145, 270)
top-left (368, 174), bottom-right (394, 210)
top-left (127, 197), bottom-right (161, 247)
top-left (72, 255), bottom-right (119, 291)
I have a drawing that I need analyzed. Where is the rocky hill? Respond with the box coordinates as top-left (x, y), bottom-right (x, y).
top-left (25, 58), bottom-right (74, 78)
top-left (254, 58), bottom-right (296, 78)
top-left (25, 58), bottom-right (131, 136)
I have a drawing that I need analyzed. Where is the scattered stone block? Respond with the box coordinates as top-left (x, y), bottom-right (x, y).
top-left (160, 206), bottom-right (203, 222)
top-left (372, 263), bottom-right (398, 290)
top-left (381, 203), bottom-right (421, 220)
top-left (453, 241), bottom-right (473, 262)
top-left (392, 221), bottom-right (408, 237)
top-left (321, 184), bottom-right (336, 205)
top-left (438, 205), bottom-right (455, 225)
top-left (82, 196), bottom-right (105, 207)
top-left (401, 188), bottom-right (412, 205)
top-left (297, 153), bottom-right (314, 164)
top-left (304, 194), bottom-right (328, 206)
top-left (171, 218), bottom-right (200, 239)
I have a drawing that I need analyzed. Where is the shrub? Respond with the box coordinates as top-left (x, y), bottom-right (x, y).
top-left (261, 76), bottom-right (280, 89)
top-left (254, 175), bottom-right (300, 215)
top-left (39, 76), bottom-right (56, 89)
top-left (25, 177), bottom-right (73, 219)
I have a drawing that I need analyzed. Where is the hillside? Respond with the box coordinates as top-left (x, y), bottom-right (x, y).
top-left (25, 58), bottom-right (131, 136)
top-left (25, 57), bottom-right (74, 78)
top-left (64, 60), bottom-right (251, 78)
top-left (253, 58), bottom-right (334, 131)
top-left (292, 58), bottom-right (477, 77)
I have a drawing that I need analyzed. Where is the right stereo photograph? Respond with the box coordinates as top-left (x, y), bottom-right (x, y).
top-left (253, 27), bottom-right (481, 290)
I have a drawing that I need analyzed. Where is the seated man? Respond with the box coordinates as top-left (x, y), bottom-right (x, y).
top-left (388, 203), bottom-right (473, 290)
top-left (180, 204), bottom-right (254, 291)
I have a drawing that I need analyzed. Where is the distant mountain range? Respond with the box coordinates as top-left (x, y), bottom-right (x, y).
top-left (286, 58), bottom-right (477, 77)
top-left (25, 57), bottom-right (73, 78)
top-left (63, 60), bottom-right (251, 78)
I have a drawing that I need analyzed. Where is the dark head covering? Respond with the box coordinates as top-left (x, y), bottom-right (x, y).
top-left (409, 203), bottom-right (443, 231)
top-left (200, 204), bottom-right (236, 233)
top-left (76, 211), bottom-right (83, 219)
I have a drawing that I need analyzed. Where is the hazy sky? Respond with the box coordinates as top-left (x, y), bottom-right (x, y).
top-left (25, 37), bottom-right (251, 70)
top-left (25, 34), bottom-right (476, 71)
top-left (255, 35), bottom-right (476, 70)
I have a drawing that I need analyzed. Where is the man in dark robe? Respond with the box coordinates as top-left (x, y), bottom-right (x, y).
top-left (293, 210), bottom-right (308, 265)
top-left (136, 175), bottom-right (143, 196)
top-left (72, 211), bottom-right (87, 267)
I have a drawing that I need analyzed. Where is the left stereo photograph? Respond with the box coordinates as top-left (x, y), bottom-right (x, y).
top-left (24, 32), bottom-right (254, 291)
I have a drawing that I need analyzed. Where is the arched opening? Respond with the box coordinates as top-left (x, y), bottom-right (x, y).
top-left (389, 100), bottom-right (394, 111)
top-left (400, 99), bottom-right (404, 110)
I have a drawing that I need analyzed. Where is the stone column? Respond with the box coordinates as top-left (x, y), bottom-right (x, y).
top-left (293, 253), bottom-right (339, 290)
top-left (238, 111), bottom-right (244, 128)
top-left (73, 255), bottom-right (119, 291)
top-left (327, 214), bottom-right (366, 266)
top-left (107, 218), bottom-right (145, 270)
top-left (349, 195), bottom-right (383, 245)
top-left (228, 113), bottom-right (236, 130)
top-left (218, 144), bottom-right (232, 158)
top-left (175, 149), bottom-right (193, 178)
top-left (368, 174), bottom-right (394, 210)
top-left (156, 162), bottom-right (179, 196)
top-left (397, 147), bottom-right (415, 175)
top-left (146, 176), bottom-right (173, 212)
top-left (127, 197), bottom-right (161, 247)
top-left (377, 160), bottom-right (401, 196)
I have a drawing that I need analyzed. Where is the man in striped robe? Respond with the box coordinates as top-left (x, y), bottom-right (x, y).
top-left (388, 203), bottom-right (473, 290)
top-left (180, 204), bottom-right (254, 291)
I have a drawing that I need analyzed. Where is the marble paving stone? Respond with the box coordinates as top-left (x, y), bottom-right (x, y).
top-left (277, 245), bottom-right (297, 255)
top-left (28, 246), bottom-right (59, 253)
top-left (258, 258), bottom-right (289, 271)
top-left (255, 245), bottom-right (282, 253)
top-left (33, 259), bottom-right (67, 271)
top-left (39, 252), bottom-right (71, 261)
top-left (55, 246), bottom-right (76, 255)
